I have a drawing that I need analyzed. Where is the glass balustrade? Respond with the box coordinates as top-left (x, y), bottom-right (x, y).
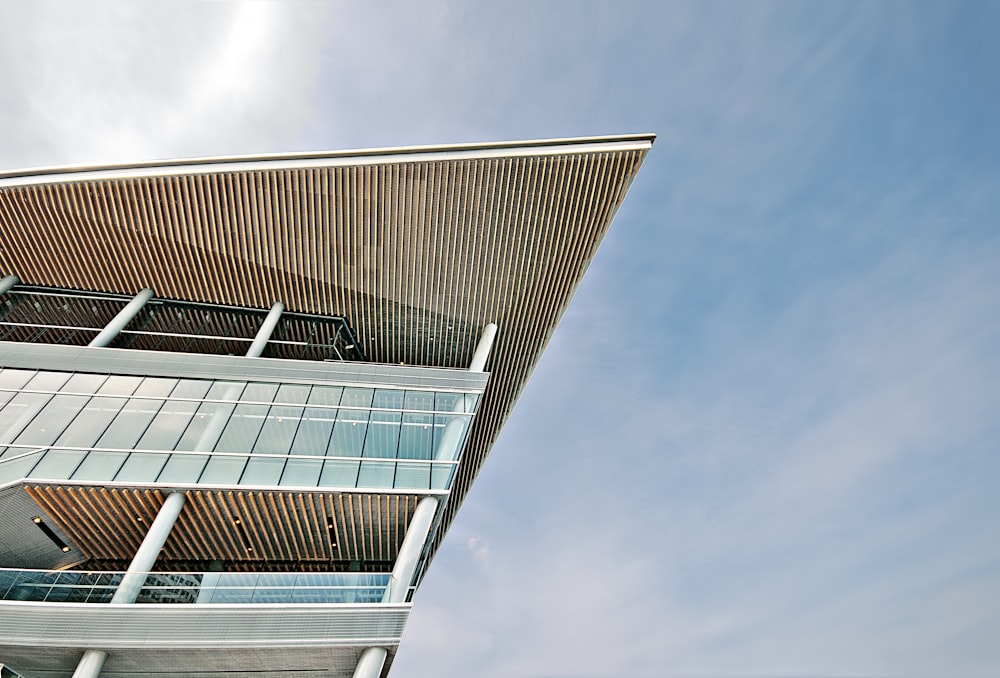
top-left (0, 568), bottom-right (390, 605)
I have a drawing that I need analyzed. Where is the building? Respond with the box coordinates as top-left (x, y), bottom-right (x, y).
top-left (0, 135), bottom-right (653, 677)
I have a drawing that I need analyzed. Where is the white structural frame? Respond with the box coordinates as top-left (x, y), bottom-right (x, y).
top-left (350, 323), bottom-right (497, 678)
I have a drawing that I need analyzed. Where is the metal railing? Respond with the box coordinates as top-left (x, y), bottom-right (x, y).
top-left (0, 568), bottom-right (389, 605)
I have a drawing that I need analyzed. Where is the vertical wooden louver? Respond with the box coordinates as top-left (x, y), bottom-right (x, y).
top-left (0, 136), bottom-right (654, 563)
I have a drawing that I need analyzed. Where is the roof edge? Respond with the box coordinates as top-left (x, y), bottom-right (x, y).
top-left (0, 133), bottom-right (656, 187)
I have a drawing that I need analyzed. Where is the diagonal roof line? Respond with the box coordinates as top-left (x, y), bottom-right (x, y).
top-left (0, 134), bottom-right (655, 186)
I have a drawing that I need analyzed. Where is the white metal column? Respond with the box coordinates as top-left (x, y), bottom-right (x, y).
top-left (112, 491), bottom-right (187, 603)
top-left (383, 496), bottom-right (439, 604)
top-left (72, 651), bottom-right (107, 678)
top-left (352, 323), bottom-right (496, 678)
top-left (351, 647), bottom-right (388, 678)
top-left (246, 301), bottom-right (284, 358)
top-left (351, 497), bottom-right (439, 678)
top-left (468, 323), bottom-right (498, 372)
top-left (0, 274), bottom-right (17, 295)
top-left (71, 491), bottom-right (187, 678)
top-left (89, 288), bottom-right (154, 348)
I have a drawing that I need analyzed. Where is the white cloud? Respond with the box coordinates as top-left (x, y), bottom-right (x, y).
top-left (0, 1), bottom-right (332, 169)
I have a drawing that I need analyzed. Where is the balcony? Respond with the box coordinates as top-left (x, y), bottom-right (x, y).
top-left (0, 568), bottom-right (390, 605)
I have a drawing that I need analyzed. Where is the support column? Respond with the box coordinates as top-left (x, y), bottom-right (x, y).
top-left (351, 647), bottom-right (388, 678)
top-left (383, 496), bottom-right (439, 603)
top-left (89, 288), bottom-right (154, 348)
top-left (71, 491), bottom-right (186, 678)
top-left (352, 326), bottom-right (497, 678)
top-left (351, 496), bottom-right (439, 678)
top-left (468, 323), bottom-right (498, 372)
top-left (72, 651), bottom-right (107, 678)
top-left (246, 301), bottom-right (284, 358)
top-left (112, 491), bottom-right (187, 603)
top-left (0, 274), bottom-right (17, 296)
top-left (432, 321), bottom-right (497, 463)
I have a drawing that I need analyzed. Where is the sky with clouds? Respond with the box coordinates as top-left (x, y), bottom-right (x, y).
top-left (2, 2), bottom-right (999, 677)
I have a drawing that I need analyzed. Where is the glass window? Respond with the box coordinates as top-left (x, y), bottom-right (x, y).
top-left (431, 463), bottom-right (457, 490)
top-left (251, 583), bottom-right (291, 604)
top-left (398, 413), bottom-right (434, 460)
top-left (170, 379), bottom-right (213, 400)
top-left (404, 390), bottom-right (435, 411)
top-left (175, 401), bottom-right (238, 451)
top-left (307, 386), bottom-right (343, 407)
top-left (133, 377), bottom-right (178, 398)
top-left (136, 399), bottom-right (200, 451)
top-left (363, 411), bottom-right (401, 458)
top-left (0, 392), bottom-right (53, 449)
top-left (242, 382), bottom-right (278, 403)
top-left (239, 457), bottom-right (285, 486)
top-left (0, 451), bottom-right (43, 484)
top-left (27, 449), bottom-right (88, 480)
top-left (12, 394), bottom-right (89, 447)
top-left (199, 455), bottom-right (248, 484)
top-left (340, 387), bottom-right (373, 408)
top-left (157, 454), bottom-right (209, 483)
top-left (207, 586), bottom-right (253, 604)
top-left (433, 414), bottom-right (470, 462)
top-left (96, 375), bottom-right (143, 396)
top-left (434, 392), bottom-right (464, 413)
top-left (214, 404), bottom-right (268, 453)
top-left (357, 460), bottom-right (395, 488)
top-left (280, 458), bottom-right (322, 486)
top-left (72, 451), bottom-right (128, 481)
top-left (465, 393), bottom-right (480, 413)
top-left (0, 369), bottom-right (35, 391)
top-left (24, 371), bottom-right (71, 392)
top-left (394, 461), bottom-right (431, 490)
top-left (63, 373), bottom-right (108, 393)
top-left (114, 452), bottom-right (169, 483)
top-left (290, 408), bottom-right (337, 456)
top-left (327, 410), bottom-right (368, 457)
top-left (55, 397), bottom-right (126, 449)
top-left (274, 384), bottom-right (311, 405)
top-left (373, 389), bottom-right (404, 409)
top-left (253, 406), bottom-right (302, 455)
top-left (97, 399), bottom-right (163, 449)
top-left (205, 381), bottom-right (246, 401)
top-left (318, 459), bottom-right (359, 487)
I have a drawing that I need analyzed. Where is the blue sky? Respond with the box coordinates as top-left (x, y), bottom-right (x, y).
top-left (1, 2), bottom-right (999, 677)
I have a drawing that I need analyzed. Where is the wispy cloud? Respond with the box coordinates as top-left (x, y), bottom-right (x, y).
top-left (1, 2), bottom-right (997, 678)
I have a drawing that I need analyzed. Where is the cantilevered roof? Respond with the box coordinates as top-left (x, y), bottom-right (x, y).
top-left (0, 134), bottom-right (654, 555)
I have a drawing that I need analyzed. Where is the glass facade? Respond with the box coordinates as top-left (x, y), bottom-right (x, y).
top-left (0, 568), bottom-right (389, 605)
top-left (0, 368), bottom-right (479, 491)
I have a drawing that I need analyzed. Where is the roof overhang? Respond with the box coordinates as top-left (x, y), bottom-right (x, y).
top-left (0, 134), bottom-right (654, 552)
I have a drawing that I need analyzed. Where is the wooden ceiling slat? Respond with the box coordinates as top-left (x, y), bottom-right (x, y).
top-left (1, 143), bottom-right (651, 569)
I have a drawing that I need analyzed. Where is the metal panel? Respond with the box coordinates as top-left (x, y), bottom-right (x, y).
top-left (0, 342), bottom-right (488, 392)
top-left (0, 601), bottom-right (406, 677)
top-left (0, 601), bottom-right (410, 647)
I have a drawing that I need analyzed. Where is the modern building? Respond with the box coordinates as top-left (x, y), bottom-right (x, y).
top-left (0, 135), bottom-right (653, 677)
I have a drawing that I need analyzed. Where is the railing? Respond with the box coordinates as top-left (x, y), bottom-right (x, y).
top-left (0, 286), bottom-right (366, 362)
top-left (0, 568), bottom-right (390, 605)
top-left (0, 445), bottom-right (457, 491)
